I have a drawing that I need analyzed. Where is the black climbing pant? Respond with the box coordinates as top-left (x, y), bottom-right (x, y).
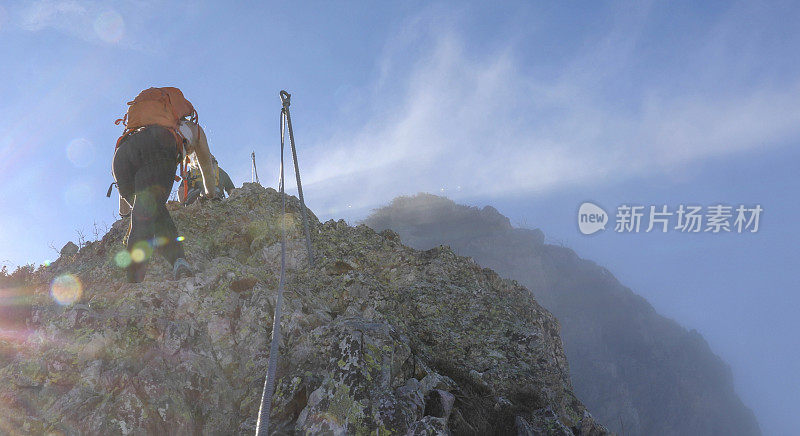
top-left (112, 125), bottom-right (185, 283)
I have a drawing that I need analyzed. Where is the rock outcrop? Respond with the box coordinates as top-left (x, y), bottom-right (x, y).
top-left (364, 193), bottom-right (761, 436)
top-left (0, 184), bottom-right (606, 435)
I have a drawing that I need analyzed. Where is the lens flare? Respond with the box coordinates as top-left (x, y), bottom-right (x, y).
top-left (130, 241), bottom-right (152, 263)
top-left (114, 250), bottom-right (131, 268)
top-left (66, 138), bottom-right (95, 168)
top-left (94, 10), bottom-right (124, 43)
top-left (151, 236), bottom-right (169, 247)
top-left (131, 248), bottom-right (145, 263)
top-left (50, 274), bottom-right (82, 306)
top-left (281, 213), bottom-right (297, 231)
top-left (176, 236), bottom-right (185, 242)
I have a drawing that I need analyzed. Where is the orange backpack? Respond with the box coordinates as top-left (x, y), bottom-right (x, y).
top-left (114, 87), bottom-right (199, 197)
top-left (115, 87), bottom-right (197, 145)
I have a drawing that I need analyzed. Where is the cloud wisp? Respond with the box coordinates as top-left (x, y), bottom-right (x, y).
top-left (10, 0), bottom-right (164, 52)
top-left (299, 6), bottom-right (800, 217)
top-left (18, 1), bottom-right (122, 43)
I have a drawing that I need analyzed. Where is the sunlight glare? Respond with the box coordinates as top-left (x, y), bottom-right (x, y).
top-left (50, 274), bottom-right (82, 305)
top-left (130, 241), bottom-right (152, 263)
top-left (130, 248), bottom-right (145, 263)
top-left (94, 10), bottom-right (124, 43)
top-left (67, 138), bottom-right (95, 168)
top-left (114, 250), bottom-right (131, 268)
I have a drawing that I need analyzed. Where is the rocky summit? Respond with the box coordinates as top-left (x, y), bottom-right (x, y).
top-left (363, 194), bottom-right (761, 436)
top-left (0, 184), bottom-right (606, 435)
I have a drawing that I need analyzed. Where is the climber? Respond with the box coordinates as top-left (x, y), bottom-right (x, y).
top-left (111, 87), bottom-right (218, 283)
top-left (219, 165), bottom-right (235, 197)
top-left (178, 155), bottom-right (236, 205)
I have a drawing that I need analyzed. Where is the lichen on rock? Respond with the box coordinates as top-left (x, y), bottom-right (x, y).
top-left (0, 183), bottom-right (606, 435)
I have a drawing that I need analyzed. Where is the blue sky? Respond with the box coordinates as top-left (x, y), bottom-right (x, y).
top-left (1, 1), bottom-right (798, 434)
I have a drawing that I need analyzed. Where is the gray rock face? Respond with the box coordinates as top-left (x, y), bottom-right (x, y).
top-left (60, 241), bottom-right (79, 257)
top-left (0, 184), bottom-right (605, 435)
top-left (363, 193), bottom-right (761, 436)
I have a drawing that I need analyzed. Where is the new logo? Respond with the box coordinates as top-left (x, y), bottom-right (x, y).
top-left (578, 202), bottom-right (608, 235)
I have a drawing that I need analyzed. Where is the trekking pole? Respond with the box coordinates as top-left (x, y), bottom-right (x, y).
top-left (280, 90), bottom-right (315, 267)
top-left (251, 151), bottom-right (260, 184)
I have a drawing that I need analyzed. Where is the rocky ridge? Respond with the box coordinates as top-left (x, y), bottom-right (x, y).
top-left (363, 193), bottom-right (761, 436)
top-left (0, 184), bottom-right (606, 435)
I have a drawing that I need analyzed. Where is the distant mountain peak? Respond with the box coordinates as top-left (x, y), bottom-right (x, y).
top-left (364, 193), bottom-right (761, 436)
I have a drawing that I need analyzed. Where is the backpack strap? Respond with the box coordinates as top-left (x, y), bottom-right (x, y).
top-left (181, 158), bottom-right (188, 201)
top-left (114, 113), bottom-right (128, 127)
top-left (168, 135), bottom-right (190, 202)
top-left (114, 128), bottom-right (131, 150)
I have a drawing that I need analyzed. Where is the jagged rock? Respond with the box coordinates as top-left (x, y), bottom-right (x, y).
top-left (380, 228), bottom-right (401, 242)
top-left (424, 389), bottom-right (455, 421)
top-left (515, 415), bottom-right (536, 436)
top-left (364, 193), bottom-right (761, 436)
top-left (406, 416), bottom-right (449, 435)
top-left (0, 184), bottom-right (606, 435)
top-left (60, 241), bottom-right (79, 257)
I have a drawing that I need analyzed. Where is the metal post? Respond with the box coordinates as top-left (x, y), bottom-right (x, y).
top-left (251, 151), bottom-right (260, 184)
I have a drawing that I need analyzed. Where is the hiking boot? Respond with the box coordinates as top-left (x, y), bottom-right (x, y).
top-left (173, 258), bottom-right (194, 280)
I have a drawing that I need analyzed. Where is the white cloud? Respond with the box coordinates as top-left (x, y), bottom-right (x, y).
top-left (19, 0), bottom-right (87, 31)
top-left (13, 0), bottom-right (154, 51)
top-left (299, 6), bottom-right (800, 218)
top-left (20, 1), bottom-right (95, 38)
